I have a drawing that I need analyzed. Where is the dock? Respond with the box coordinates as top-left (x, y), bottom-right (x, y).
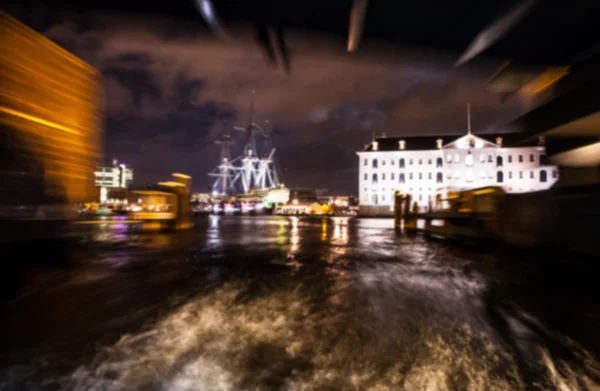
top-left (395, 185), bottom-right (600, 258)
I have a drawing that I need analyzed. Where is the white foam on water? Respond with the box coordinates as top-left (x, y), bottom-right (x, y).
top-left (62, 281), bottom-right (528, 391)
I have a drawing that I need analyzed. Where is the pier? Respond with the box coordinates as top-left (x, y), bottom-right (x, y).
top-left (395, 185), bottom-right (600, 258)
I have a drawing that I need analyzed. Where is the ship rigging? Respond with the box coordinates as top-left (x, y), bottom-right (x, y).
top-left (208, 92), bottom-right (281, 196)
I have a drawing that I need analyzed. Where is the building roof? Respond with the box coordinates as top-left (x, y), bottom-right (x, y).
top-left (361, 132), bottom-right (531, 152)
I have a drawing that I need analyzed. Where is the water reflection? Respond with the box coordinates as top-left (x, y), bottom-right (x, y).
top-left (332, 217), bottom-right (349, 246)
top-left (289, 217), bottom-right (299, 256)
top-left (0, 216), bottom-right (598, 390)
top-left (207, 214), bottom-right (222, 248)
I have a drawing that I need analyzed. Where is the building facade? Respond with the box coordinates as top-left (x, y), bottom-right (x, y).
top-left (357, 133), bottom-right (559, 216)
top-left (95, 159), bottom-right (134, 189)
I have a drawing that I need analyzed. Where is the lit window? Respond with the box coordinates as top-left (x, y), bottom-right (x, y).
top-left (466, 153), bottom-right (474, 166)
top-left (519, 155), bottom-right (523, 163)
top-left (446, 171), bottom-right (452, 179)
top-left (508, 155), bottom-right (513, 163)
top-left (454, 154), bottom-right (459, 163)
top-left (446, 155), bottom-right (452, 163)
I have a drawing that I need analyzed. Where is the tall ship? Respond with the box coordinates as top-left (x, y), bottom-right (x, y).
top-left (208, 92), bottom-right (289, 214)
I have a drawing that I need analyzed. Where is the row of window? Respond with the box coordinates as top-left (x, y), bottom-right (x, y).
top-left (365, 172), bottom-right (444, 183)
top-left (366, 157), bottom-right (444, 168)
top-left (364, 169), bottom-right (557, 185)
top-left (364, 154), bottom-right (538, 169)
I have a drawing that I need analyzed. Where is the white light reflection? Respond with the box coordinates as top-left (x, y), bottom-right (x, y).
top-left (289, 217), bottom-right (299, 255)
top-left (207, 215), bottom-right (222, 247)
top-left (332, 218), bottom-right (349, 246)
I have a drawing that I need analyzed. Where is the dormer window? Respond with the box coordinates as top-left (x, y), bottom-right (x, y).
top-left (399, 140), bottom-right (406, 150)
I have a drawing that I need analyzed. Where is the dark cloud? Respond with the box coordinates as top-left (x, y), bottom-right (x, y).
top-left (6, 7), bottom-right (525, 192)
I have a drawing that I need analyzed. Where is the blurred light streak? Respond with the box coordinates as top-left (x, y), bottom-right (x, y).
top-left (550, 141), bottom-right (600, 167)
top-left (348, 0), bottom-right (368, 52)
top-left (0, 11), bottom-right (102, 204)
top-left (455, 0), bottom-right (538, 66)
top-left (194, 0), bottom-right (232, 41)
top-left (521, 66), bottom-right (570, 96)
top-left (0, 106), bottom-right (82, 136)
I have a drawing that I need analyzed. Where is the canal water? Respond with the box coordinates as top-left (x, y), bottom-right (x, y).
top-left (0, 216), bottom-right (598, 390)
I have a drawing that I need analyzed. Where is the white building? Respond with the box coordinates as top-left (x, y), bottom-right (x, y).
top-left (94, 159), bottom-right (133, 189)
top-left (357, 132), bottom-right (559, 216)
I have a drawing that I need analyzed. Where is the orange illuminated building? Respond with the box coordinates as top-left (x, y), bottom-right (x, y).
top-left (0, 11), bottom-right (102, 209)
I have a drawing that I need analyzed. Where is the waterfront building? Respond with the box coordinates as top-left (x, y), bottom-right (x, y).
top-left (0, 11), bottom-right (101, 235)
top-left (357, 132), bottom-right (559, 216)
top-left (95, 159), bottom-right (134, 189)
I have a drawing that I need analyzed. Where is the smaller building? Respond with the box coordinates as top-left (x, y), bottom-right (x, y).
top-left (95, 159), bottom-right (133, 189)
top-left (276, 188), bottom-right (323, 215)
top-left (277, 201), bottom-right (323, 215)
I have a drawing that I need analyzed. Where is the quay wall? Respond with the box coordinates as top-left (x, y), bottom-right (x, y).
top-left (471, 185), bottom-right (599, 257)
top-left (536, 184), bottom-right (600, 257)
top-left (359, 205), bottom-right (393, 217)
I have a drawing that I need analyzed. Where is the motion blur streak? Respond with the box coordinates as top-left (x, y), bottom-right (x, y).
top-left (194, 0), bottom-right (232, 41)
top-left (348, 0), bottom-right (368, 52)
top-left (455, 0), bottom-right (538, 66)
top-left (1, 217), bottom-right (598, 390)
top-left (0, 11), bottom-right (102, 206)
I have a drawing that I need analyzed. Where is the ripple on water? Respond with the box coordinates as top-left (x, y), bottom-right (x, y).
top-left (2, 217), bottom-right (599, 390)
top-left (43, 276), bottom-right (591, 391)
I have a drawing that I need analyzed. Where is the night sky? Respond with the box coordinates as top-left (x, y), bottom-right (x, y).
top-left (3, 3), bottom-right (525, 193)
